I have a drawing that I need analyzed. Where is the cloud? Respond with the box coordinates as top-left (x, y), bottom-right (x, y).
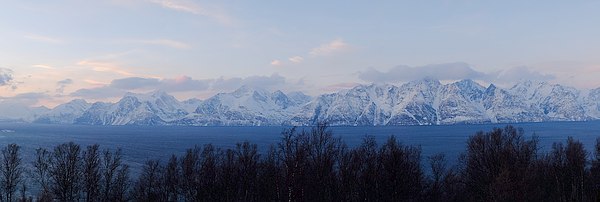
top-left (161, 76), bottom-right (211, 92)
top-left (23, 34), bottom-right (62, 44)
top-left (110, 77), bottom-right (161, 90)
top-left (70, 75), bottom-right (211, 99)
top-left (69, 74), bottom-right (290, 100)
top-left (491, 66), bottom-right (555, 84)
top-left (77, 60), bottom-right (135, 76)
top-left (32, 64), bottom-right (55, 70)
top-left (84, 79), bottom-right (109, 86)
top-left (211, 74), bottom-right (286, 91)
top-left (70, 87), bottom-right (126, 99)
top-left (11, 92), bottom-right (49, 100)
top-left (56, 79), bottom-right (74, 94)
top-left (136, 39), bottom-right (191, 49)
top-left (270, 60), bottom-right (282, 66)
top-left (109, 76), bottom-right (210, 91)
top-left (289, 56), bottom-right (304, 63)
top-left (0, 68), bottom-right (14, 86)
top-left (57, 79), bottom-right (73, 85)
top-left (358, 62), bottom-right (560, 86)
top-left (358, 62), bottom-right (488, 83)
top-left (150, 0), bottom-right (233, 25)
top-left (309, 38), bottom-right (350, 56)
top-left (321, 82), bottom-right (361, 92)
top-left (0, 92), bottom-right (50, 106)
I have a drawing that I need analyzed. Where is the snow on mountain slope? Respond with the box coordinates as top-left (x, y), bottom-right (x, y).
top-left (178, 86), bottom-right (308, 126)
top-left (482, 84), bottom-right (543, 123)
top-left (294, 83), bottom-right (399, 126)
top-left (34, 99), bottom-right (91, 124)
top-left (296, 79), bottom-right (442, 126)
top-left (583, 87), bottom-right (600, 118)
top-left (13, 79), bottom-right (600, 126)
top-left (182, 98), bottom-right (202, 113)
top-left (0, 103), bottom-right (48, 122)
top-left (509, 81), bottom-right (587, 121)
top-left (75, 91), bottom-right (188, 125)
top-left (437, 80), bottom-right (487, 124)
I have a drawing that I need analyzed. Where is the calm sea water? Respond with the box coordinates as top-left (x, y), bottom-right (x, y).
top-left (0, 121), bottom-right (599, 175)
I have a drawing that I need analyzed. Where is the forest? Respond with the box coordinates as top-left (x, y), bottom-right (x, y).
top-left (0, 124), bottom-right (598, 202)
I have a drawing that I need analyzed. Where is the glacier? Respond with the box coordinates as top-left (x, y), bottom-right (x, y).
top-left (5, 79), bottom-right (600, 126)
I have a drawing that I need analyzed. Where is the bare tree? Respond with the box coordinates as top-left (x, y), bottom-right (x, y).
top-left (1, 144), bottom-right (24, 202)
top-left (111, 163), bottom-right (130, 202)
top-left (198, 144), bottom-right (219, 201)
top-left (50, 142), bottom-right (82, 202)
top-left (357, 135), bottom-right (379, 201)
top-left (278, 127), bottom-right (308, 201)
top-left (462, 126), bottom-right (538, 201)
top-left (588, 137), bottom-right (600, 201)
top-left (426, 153), bottom-right (447, 201)
top-left (32, 148), bottom-right (52, 201)
top-left (100, 149), bottom-right (122, 201)
top-left (163, 155), bottom-right (179, 201)
top-left (378, 135), bottom-right (424, 201)
top-left (234, 141), bottom-right (260, 201)
top-left (179, 147), bottom-right (200, 201)
top-left (133, 160), bottom-right (164, 201)
top-left (83, 144), bottom-right (101, 202)
top-left (257, 145), bottom-right (281, 201)
top-left (566, 138), bottom-right (587, 202)
top-left (305, 124), bottom-right (341, 201)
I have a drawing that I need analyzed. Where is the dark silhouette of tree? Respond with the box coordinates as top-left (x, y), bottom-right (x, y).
top-left (337, 143), bottom-right (353, 201)
top-left (179, 147), bottom-right (200, 201)
top-left (220, 149), bottom-right (236, 201)
top-left (378, 135), bottom-right (424, 201)
top-left (112, 164), bottom-right (130, 202)
top-left (278, 127), bottom-right (308, 201)
top-left (83, 144), bottom-right (101, 202)
top-left (133, 160), bottom-right (165, 201)
top-left (18, 183), bottom-right (32, 202)
top-left (1, 144), bottom-right (24, 202)
top-left (4, 125), bottom-right (599, 201)
top-left (548, 137), bottom-right (587, 202)
top-left (588, 137), bottom-right (600, 201)
top-left (50, 142), bottom-right (82, 202)
top-left (425, 153), bottom-right (446, 201)
top-left (163, 155), bottom-right (179, 201)
top-left (32, 148), bottom-right (52, 201)
top-left (198, 144), bottom-right (219, 201)
top-left (257, 145), bottom-right (281, 201)
top-left (100, 148), bottom-right (129, 202)
top-left (357, 135), bottom-right (380, 201)
top-left (462, 126), bottom-right (538, 201)
top-left (233, 141), bottom-right (260, 201)
top-left (304, 124), bottom-right (341, 201)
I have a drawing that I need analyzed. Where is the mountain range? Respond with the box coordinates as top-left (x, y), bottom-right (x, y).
top-left (3, 79), bottom-right (600, 126)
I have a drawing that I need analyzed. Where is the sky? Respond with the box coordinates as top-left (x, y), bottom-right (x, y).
top-left (1, 0), bottom-right (600, 107)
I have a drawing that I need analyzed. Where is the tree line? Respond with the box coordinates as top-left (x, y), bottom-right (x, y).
top-left (0, 124), bottom-right (599, 201)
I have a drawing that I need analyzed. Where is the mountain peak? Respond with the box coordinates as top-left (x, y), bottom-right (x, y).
top-left (150, 90), bottom-right (169, 97)
top-left (67, 99), bottom-right (89, 105)
top-left (232, 85), bottom-right (270, 97)
top-left (7, 78), bottom-right (600, 126)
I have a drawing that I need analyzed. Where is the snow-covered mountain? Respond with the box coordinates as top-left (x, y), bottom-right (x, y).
top-left (34, 99), bottom-right (91, 124)
top-left (9, 79), bottom-right (600, 126)
top-left (176, 86), bottom-right (309, 126)
top-left (73, 91), bottom-right (188, 125)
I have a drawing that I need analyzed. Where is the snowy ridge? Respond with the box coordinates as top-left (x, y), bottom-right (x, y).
top-left (5, 79), bottom-right (600, 126)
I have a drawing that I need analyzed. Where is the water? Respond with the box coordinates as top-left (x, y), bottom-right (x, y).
top-left (0, 121), bottom-right (599, 175)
